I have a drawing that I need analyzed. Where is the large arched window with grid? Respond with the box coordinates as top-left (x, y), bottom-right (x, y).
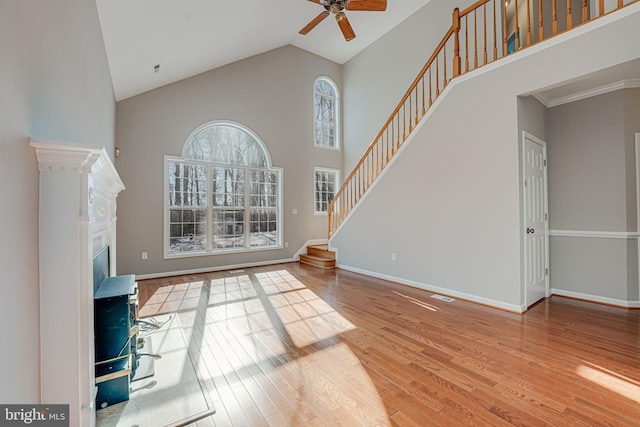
top-left (164, 122), bottom-right (282, 257)
top-left (314, 77), bottom-right (339, 149)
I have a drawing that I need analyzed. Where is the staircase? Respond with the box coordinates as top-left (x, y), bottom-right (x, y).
top-left (328, 0), bottom-right (638, 238)
top-left (299, 244), bottom-right (336, 269)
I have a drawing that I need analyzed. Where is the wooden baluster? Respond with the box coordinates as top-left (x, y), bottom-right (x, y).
top-left (376, 137), bottom-right (383, 176)
top-left (453, 8), bottom-right (461, 77)
top-left (483, 4), bottom-right (488, 65)
top-left (436, 57), bottom-right (440, 97)
top-left (539, 0), bottom-right (544, 41)
top-left (526, 0), bottom-right (531, 47)
top-left (397, 113), bottom-right (400, 147)
top-left (409, 87), bottom-right (420, 126)
top-left (582, 0), bottom-right (587, 22)
top-left (391, 120), bottom-right (395, 155)
top-left (514, 0), bottom-right (520, 51)
top-left (409, 93), bottom-right (413, 132)
top-left (385, 128), bottom-right (389, 165)
top-left (429, 67), bottom-right (433, 107)
top-left (599, 0), bottom-right (604, 16)
top-left (474, 11), bottom-right (479, 68)
top-left (503, 0), bottom-right (508, 55)
top-left (567, 0), bottom-right (573, 29)
top-left (618, 0), bottom-right (623, 9)
top-left (421, 75), bottom-right (426, 115)
top-left (415, 83), bottom-right (420, 126)
top-left (552, 0), bottom-right (558, 35)
top-left (353, 171), bottom-right (356, 204)
top-left (465, 16), bottom-right (469, 72)
top-left (493, 0), bottom-right (498, 60)
top-left (443, 45), bottom-right (447, 88)
top-left (402, 104), bottom-right (406, 141)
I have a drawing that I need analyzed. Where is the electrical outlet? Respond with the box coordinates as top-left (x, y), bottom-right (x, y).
top-left (142, 252), bottom-right (148, 260)
top-left (391, 252), bottom-right (396, 261)
top-left (285, 242), bottom-right (289, 248)
top-left (292, 208), bottom-right (298, 215)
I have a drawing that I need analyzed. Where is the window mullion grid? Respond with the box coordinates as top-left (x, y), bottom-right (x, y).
top-left (206, 163), bottom-right (213, 252)
top-left (244, 166), bottom-right (251, 248)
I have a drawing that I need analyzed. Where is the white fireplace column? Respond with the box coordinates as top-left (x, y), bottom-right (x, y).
top-left (31, 140), bottom-right (125, 427)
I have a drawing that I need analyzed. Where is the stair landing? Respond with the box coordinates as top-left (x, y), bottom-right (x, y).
top-left (300, 244), bottom-right (336, 269)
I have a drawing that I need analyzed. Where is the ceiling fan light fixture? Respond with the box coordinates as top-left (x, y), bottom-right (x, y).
top-left (299, 0), bottom-right (387, 41)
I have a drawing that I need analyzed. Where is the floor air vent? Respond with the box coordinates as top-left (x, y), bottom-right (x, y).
top-left (431, 294), bottom-right (455, 303)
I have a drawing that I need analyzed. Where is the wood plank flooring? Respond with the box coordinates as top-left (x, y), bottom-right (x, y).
top-left (137, 263), bottom-right (640, 426)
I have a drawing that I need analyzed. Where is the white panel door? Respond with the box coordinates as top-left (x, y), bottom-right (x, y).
top-left (523, 132), bottom-right (548, 307)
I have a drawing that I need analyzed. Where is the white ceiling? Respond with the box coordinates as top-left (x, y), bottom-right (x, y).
top-left (96, 0), bottom-right (432, 101)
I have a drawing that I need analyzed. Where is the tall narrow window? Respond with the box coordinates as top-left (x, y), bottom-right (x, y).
top-left (165, 122), bottom-right (282, 258)
top-left (314, 77), bottom-right (339, 149)
top-left (314, 167), bottom-right (339, 215)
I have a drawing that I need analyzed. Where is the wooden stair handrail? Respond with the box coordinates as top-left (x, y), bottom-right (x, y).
top-left (328, 0), bottom-right (638, 237)
top-left (330, 27), bottom-right (455, 208)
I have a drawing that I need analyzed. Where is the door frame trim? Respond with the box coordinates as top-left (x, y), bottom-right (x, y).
top-left (522, 130), bottom-right (550, 308)
top-left (635, 132), bottom-right (640, 300)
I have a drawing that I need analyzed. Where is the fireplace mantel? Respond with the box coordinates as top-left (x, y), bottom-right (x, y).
top-left (31, 140), bottom-right (125, 427)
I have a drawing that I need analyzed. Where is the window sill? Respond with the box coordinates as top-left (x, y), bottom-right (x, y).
top-left (164, 244), bottom-right (284, 260)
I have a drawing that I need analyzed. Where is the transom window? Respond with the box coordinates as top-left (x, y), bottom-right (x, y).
top-left (165, 122), bottom-right (282, 257)
top-left (314, 77), bottom-right (339, 149)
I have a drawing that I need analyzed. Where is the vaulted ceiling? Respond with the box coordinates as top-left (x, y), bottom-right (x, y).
top-left (96, 0), bottom-right (432, 101)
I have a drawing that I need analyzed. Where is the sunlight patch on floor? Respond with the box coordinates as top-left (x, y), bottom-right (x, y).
top-left (577, 363), bottom-right (640, 404)
top-left (392, 291), bottom-right (440, 311)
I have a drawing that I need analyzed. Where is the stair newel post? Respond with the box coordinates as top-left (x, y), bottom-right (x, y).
top-left (452, 8), bottom-right (461, 78)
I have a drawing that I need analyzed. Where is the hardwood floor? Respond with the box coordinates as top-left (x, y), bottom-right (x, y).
top-left (136, 263), bottom-right (640, 426)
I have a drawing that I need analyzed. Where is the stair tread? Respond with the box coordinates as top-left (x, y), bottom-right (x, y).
top-left (300, 254), bottom-right (334, 261)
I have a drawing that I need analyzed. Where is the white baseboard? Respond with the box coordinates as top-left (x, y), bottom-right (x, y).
top-left (135, 257), bottom-right (296, 280)
top-left (551, 288), bottom-right (640, 308)
top-left (337, 263), bottom-right (526, 314)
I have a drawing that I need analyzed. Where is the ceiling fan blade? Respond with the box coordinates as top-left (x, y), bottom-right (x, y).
top-left (346, 0), bottom-right (387, 11)
top-left (335, 12), bottom-right (356, 42)
top-left (299, 11), bottom-right (330, 35)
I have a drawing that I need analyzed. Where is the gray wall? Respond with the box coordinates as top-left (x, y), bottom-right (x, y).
top-left (0, 0), bottom-right (115, 403)
top-left (547, 88), bottom-right (640, 301)
top-left (547, 90), bottom-right (627, 231)
top-left (115, 45), bottom-right (342, 276)
top-left (342, 0), bottom-right (479, 173)
top-left (332, 3), bottom-right (640, 310)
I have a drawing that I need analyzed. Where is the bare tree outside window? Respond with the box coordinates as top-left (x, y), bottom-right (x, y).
top-left (314, 77), bottom-right (339, 149)
top-left (167, 122), bottom-right (281, 256)
top-left (314, 168), bottom-right (339, 214)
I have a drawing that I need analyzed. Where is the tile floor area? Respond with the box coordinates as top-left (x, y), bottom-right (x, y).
top-left (95, 314), bottom-right (214, 426)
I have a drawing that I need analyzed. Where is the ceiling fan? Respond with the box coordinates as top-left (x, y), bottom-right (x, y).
top-left (299, 0), bottom-right (388, 42)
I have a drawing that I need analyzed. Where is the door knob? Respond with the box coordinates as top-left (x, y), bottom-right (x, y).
top-left (526, 228), bottom-right (535, 234)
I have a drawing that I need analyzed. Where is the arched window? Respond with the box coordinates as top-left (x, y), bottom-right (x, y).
top-left (314, 77), bottom-right (339, 149)
top-left (165, 122), bottom-right (282, 257)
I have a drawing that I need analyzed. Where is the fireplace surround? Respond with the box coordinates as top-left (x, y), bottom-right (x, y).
top-left (31, 140), bottom-right (125, 427)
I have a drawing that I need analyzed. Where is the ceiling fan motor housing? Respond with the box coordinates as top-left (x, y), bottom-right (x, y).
top-left (324, 0), bottom-right (347, 13)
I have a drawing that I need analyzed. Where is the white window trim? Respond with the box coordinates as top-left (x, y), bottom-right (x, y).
top-left (313, 76), bottom-right (341, 151)
top-left (163, 120), bottom-right (284, 259)
top-left (314, 166), bottom-right (340, 216)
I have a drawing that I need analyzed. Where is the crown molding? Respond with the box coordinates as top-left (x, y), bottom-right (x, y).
top-left (534, 78), bottom-right (640, 108)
